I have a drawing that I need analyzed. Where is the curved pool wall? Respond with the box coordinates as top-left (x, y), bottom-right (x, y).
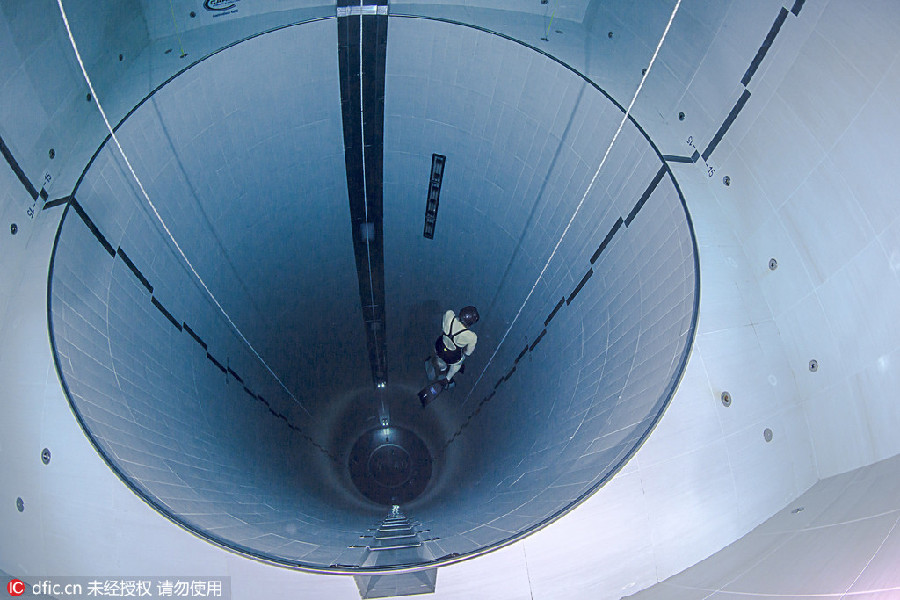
top-left (48, 16), bottom-right (699, 571)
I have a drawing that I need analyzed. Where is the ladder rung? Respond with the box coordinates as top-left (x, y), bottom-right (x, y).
top-left (376, 533), bottom-right (418, 540)
top-left (368, 543), bottom-right (422, 551)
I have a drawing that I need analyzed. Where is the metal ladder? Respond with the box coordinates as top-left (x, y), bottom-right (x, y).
top-left (352, 506), bottom-right (438, 598)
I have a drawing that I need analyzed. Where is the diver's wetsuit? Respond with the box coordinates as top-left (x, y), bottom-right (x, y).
top-left (434, 310), bottom-right (477, 381)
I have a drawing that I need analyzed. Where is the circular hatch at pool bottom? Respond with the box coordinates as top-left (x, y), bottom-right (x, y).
top-left (348, 426), bottom-right (432, 505)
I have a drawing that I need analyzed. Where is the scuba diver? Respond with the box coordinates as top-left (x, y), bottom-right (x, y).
top-left (434, 306), bottom-right (479, 382)
top-left (420, 306), bottom-right (479, 407)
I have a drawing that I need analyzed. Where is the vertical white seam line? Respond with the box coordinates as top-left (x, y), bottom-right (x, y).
top-left (466, 0), bottom-right (683, 402)
top-left (358, 0), bottom-right (380, 380)
top-left (55, 0), bottom-right (309, 416)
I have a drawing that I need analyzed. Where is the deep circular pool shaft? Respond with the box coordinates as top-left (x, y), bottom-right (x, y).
top-left (47, 15), bottom-right (699, 571)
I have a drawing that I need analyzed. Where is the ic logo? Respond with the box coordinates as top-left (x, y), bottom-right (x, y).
top-left (7, 580), bottom-right (25, 597)
top-left (203, 0), bottom-right (236, 10)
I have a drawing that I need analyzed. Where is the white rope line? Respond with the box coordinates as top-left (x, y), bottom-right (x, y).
top-left (358, 0), bottom-right (381, 381)
top-left (840, 512), bottom-right (900, 599)
top-left (56, 0), bottom-right (310, 416)
top-left (466, 0), bottom-right (683, 401)
top-left (668, 581), bottom-right (900, 598)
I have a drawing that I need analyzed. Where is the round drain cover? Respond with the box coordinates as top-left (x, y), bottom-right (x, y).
top-left (369, 444), bottom-right (412, 488)
top-left (349, 426), bottom-right (432, 505)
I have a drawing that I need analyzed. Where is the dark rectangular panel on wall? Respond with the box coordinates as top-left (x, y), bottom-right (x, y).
top-left (117, 247), bottom-right (154, 294)
top-left (544, 296), bottom-right (565, 326)
top-left (741, 7), bottom-right (789, 86)
top-left (590, 218), bottom-right (623, 264)
top-left (183, 322), bottom-right (208, 350)
top-left (337, 0), bottom-right (390, 386)
top-left (566, 269), bottom-right (593, 305)
top-left (423, 154), bottom-right (446, 239)
top-left (0, 132), bottom-right (39, 200)
top-left (151, 296), bottom-right (182, 331)
top-left (625, 167), bottom-right (666, 227)
top-left (71, 199), bottom-right (115, 257)
top-left (702, 89), bottom-right (751, 161)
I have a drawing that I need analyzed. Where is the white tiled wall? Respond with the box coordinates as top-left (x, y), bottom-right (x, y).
top-left (630, 453), bottom-right (900, 599)
top-left (382, 15), bottom-right (698, 558)
top-left (2, 0), bottom-right (900, 598)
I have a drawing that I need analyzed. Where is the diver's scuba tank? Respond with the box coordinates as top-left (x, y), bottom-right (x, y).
top-left (418, 378), bottom-right (447, 408)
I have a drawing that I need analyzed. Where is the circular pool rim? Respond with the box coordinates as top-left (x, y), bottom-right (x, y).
top-left (46, 13), bottom-right (701, 574)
